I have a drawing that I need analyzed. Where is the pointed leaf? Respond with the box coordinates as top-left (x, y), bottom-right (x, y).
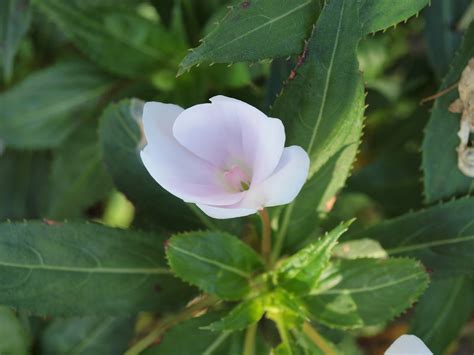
top-left (304, 258), bottom-right (429, 329)
top-left (277, 221), bottom-right (353, 295)
top-left (167, 231), bottom-right (264, 300)
top-left (0, 221), bottom-right (194, 316)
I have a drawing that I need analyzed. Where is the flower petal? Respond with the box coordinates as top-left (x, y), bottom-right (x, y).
top-left (385, 335), bottom-right (432, 355)
top-left (140, 102), bottom-right (243, 205)
top-left (196, 203), bottom-right (257, 219)
top-left (173, 96), bottom-right (285, 183)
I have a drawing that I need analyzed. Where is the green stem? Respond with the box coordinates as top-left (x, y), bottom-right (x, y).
top-left (302, 322), bottom-right (336, 355)
top-left (125, 295), bottom-right (217, 355)
top-left (188, 204), bottom-right (219, 230)
top-left (259, 208), bottom-right (272, 267)
top-left (274, 313), bottom-right (293, 355)
top-left (270, 203), bottom-right (294, 265)
top-left (243, 323), bottom-right (257, 355)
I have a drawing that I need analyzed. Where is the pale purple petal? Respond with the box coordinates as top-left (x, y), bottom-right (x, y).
top-left (196, 203), bottom-right (257, 219)
top-left (385, 335), bottom-right (432, 355)
top-left (140, 102), bottom-right (244, 205)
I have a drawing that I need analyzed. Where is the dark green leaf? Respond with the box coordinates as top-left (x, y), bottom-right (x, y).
top-left (277, 221), bottom-right (353, 295)
top-left (271, 0), bottom-right (365, 249)
top-left (304, 258), bottom-right (429, 329)
top-left (0, 306), bottom-right (29, 355)
top-left (346, 197), bottom-right (474, 276)
top-left (0, 149), bottom-right (50, 220)
top-left (47, 119), bottom-right (113, 219)
top-left (98, 99), bottom-right (203, 232)
top-left (41, 316), bottom-right (134, 355)
top-left (0, 221), bottom-right (194, 316)
top-left (0, 0), bottom-right (31, 82)
top-left (411, 275), bottom-right (474, 354)
top-left (0, 61), bottom-right (115, 149)
top-left (178, 0), bottom-right (322, 74)
top-left (34, 0), bottom-right (184, 77)
top-left (422, 22), bottom-right (474, 203)
top-left (167, 231), bottom-right (264, 300)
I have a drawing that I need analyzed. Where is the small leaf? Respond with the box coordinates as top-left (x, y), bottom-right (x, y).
top-left (277, 221), bottom-right (353, 295)
top-left (167, 231), bottom-right (264, 300)
top-left (0, 221), bottom-right (194, 316)
top-left (304, 258), bottom-right (429, 329)
top-left (411, 275), bottom-right (474, 355)
top-left (41, 316), bottom-right (134, 355)
top-left (0, 306), bottom-right (29, 355)
top-left (0, 61), bottom-right (115, 149)
top-left (0, 0), bottom-right (32, 82)
top-left (333, 239), bottom-right (387, 259)
top-left (99, 99), bottom-right (203, 232)
top-left (205, 297), bottom-right (266, 332)
top-left (266, 288), bottom-right (309, 328)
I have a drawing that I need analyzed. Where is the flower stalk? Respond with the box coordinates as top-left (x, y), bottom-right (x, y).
top-left (258, 208), bottom-right (272, 267)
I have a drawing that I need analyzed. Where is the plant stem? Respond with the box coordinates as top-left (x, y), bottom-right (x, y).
top-left (274, 313), bottom-right (293, 355)
top-left (243, 323), bottom-right (257, 355)
top-left (125, 295), bottom-right (217, 355)
top-left (270, 203), bottom-right (294, 265)
top-left (302, 322), bottom-right (336, 355)
top-left (258, 208), bottom-right (272, 267)
top-left (188, 204), bottom-right (219, 230)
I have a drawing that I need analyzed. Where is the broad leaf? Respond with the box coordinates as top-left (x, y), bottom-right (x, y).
top-left (167, 231), bottom-right (264, 300)
top-left (0, 61), bottom-right (114, 149)
top-left (47, 119), bottom-right (113, 219)
top-left (333, 239), bottom-right (387, 259)
top-left (0, 306), bottom-right (29, 355)
top-left (277, 221), bottom-right (353, 295)
top-left (0, 221), bottom-right (194, 316)
top-left (304, 258), bottom-right (429, 329)
top-left (411, 275), bottom-right (474, 354)
top-left (41, 316), bottom-right (134, 355)
top-left (0, 150), bottom-right (50, 220)
top-left (34, 0), bottom-right (184, 77)
top-left (0, 0), bottom-right (31, 82)
top-left (99, 99), bottom-right (203, 232)
top-left (178, 0), bottom-right (322, 74)
top-left (346, 197), bottom-right (474, 277)
top-left (271, 0), bottom-right (364, 248)
top-left (422, 22), bottom-right (474, 203)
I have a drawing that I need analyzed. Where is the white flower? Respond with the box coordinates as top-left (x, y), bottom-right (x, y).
top-left (385, 335), bottom-right (433, 355)
top-left (140, 95), bottom-right (309, 219)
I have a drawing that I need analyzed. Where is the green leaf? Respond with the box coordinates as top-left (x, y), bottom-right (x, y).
top-left (47, 119), bottom-right (113, 219)
top-left (304, 258), bottom-right (428, 329)
top-left (98, 99), bottom-right (203, 232)
top-left (333, 239), bottom-right (387, 259)
top-left (205, 297), bottom-right (266, 332)
top-left (422, 22), bottom-right (474, 203)
top-left (271, 0), bottom-right (365, 250)
top-left (277, 221), bottom-right (353, 295)
top-left (178, 0), bottom-right (322, 74)
top-left (0, 0), bottom-right (31, 82)
top-left (167, 231), bottom-right (264, 300)
top-left (0, 306), bottom-right (29, 355)
top-left (411, 275), bottom-right (474, 354)
top-left (424, 0), bottom-right (470, 78)
top-left (346, 197), bottom-right (474, 276)
top-left (266, 288), bottom-right (309, 327)
top-left (0, 150), bottom-right (50, 220)
top-left (0, 61), bottom-right (114, 149)
top-left (34, 0), bottom-right (184, 77)
top-left (41, 316), bottom-right (134, 355)
top-left (0, 221), bottom-right (194, 316)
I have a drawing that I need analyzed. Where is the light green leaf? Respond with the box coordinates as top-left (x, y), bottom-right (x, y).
top-left (167, 231), bottom-right (264, 300)
top-left (0, 221), bottom-right (194, 316)
top-left (424, 0), bottom-right (471, 78)
top-left (205, 296), bottom-right (266, 332)
top-left (0, 306), bottom-right (29, 355)
top-left (411, 275), bottom-right (474, 354)
top-left (0, 61), bottom-right (114, 149)
top-left (271, 0), bottom-right (365, 252)
top-left (0, 0), bottom-right (31, 82)
top-left (346, 197), bottom-right (474, 276)
top-left (98, 99), bottom-right (203, 232)
top-left (34, 0), bottom-right (184, 77)
top-left (333, 239), bottom-right (387, 259)
top-left (422, 22), bottom-right (474, 203)
top-left (305, 258), bottom-right (429, 329)
top-left (0, 149), bottom-right (50, 220)
top-left (41, 316), bottom-right (134, 355)
top-left (277, 221), bottom-right (353, 295)
top-left (178, 0), bottom-right (322, 74)
top-left (47, 119), bottom-right (113, 219)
